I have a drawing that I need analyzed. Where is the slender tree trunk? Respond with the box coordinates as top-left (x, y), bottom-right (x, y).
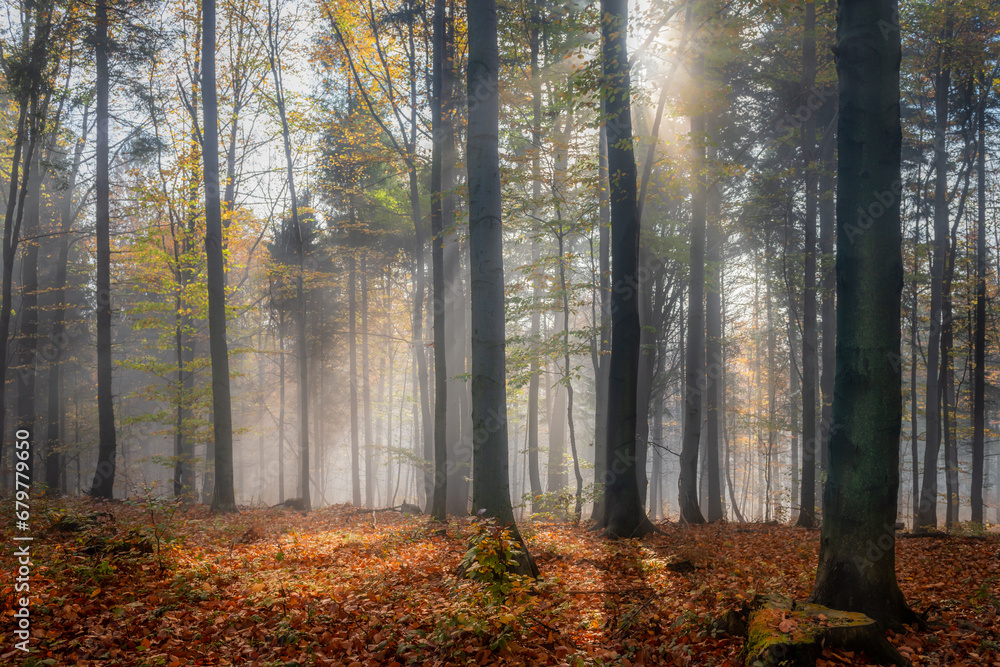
top-left (91, 0), bottom-right (118, 499)
top-left (789, 321), bottom-right (800, 522)
top-left (797, 0), bottom-right (818, 528)
top-left (278, 312), bottom-right (286, 503)
top-left (680, 80), bottom-right (708, 526)
top-left (918, 28), bottom-right (951, 531)
top-left (203, 0), bottom-right (237, 513)
top-left (600, 0), bottom-right (655, 537)
top-left (466, 0), bottom-right (536, 574)
top-left (349, 236), bottom-right (360, 506)
top-left (440, 7), bottom-right (467, 517)
top-left (590, 120), bottom-right (612, 523)
top-left (363, 257), bottom-right (374, 508)
top-left (16, 150), bottom-right (42, 488)
top-left (910, 220), bottom-right (920, 525)
top-left (430, 0), bottom-right (449, 521)
top-left (766, 259), bottom-right (778, 521)
top-left (526, 7), bottom-right (545, 514)
top-left (559, 228), bottom-right (583, 524)
top-left (809, 0), bottom-right (915, 628)
top-left (819, 96), bottom-right (837, 513)
top-left (972, 81), bottom-right (987, 524)
top-left (704, 166), bottom-right (724, 522)
top-left (266, 2), bottom-right (309, 509)
top-left (46, 109), bottom-right (87, 493)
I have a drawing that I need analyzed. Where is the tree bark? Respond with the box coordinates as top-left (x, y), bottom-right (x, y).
top-left (590, 120), bottom-right (612, 523)
top-left (809, 0), bottom-right (915, 629)
top-left (204, 0), bottom-right (236, 513)
top-left (46, 108), bottom-right (87, 493)
top-left (430, 0), bottom-right (449, 521)
top-left (680, 82), bottom-right (708, 526)
top-left (349, 231), bottom-right (360, 506)
top-left (705, 166), bottom-right (724, 522)
top-left (466, 0), bottom-right (536, 574)
top-left (91, 0), bottom-right (118, 499)
top-left (600, 0), bottom-right (655, 537)
top-left (797, 0), bottom-right (818, 529)
top-left (16, 149), bottom-right (42, 488)
top-left (917, 21), bottom-right (951, 531)
top-left (972, 79), bottom-right (987, 524)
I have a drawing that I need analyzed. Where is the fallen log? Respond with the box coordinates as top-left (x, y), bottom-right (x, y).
top-left (739, 594), bottom-right (909, 667)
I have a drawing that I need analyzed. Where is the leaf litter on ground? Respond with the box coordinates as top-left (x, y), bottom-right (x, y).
top-left (2, 496), bottom-right (998, 666)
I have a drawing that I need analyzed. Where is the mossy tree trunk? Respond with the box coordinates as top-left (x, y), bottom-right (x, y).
top-left (809, 0), bottom-right (915, 629)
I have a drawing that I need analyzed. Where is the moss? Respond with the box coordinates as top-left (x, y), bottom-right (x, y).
top-left (743, 595), bottom-right (877, 667)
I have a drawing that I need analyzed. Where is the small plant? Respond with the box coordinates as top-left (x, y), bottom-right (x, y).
top-left (460, 510), bottom-right (525, 598)
top-left (437, 510), bottom-right (536, 650)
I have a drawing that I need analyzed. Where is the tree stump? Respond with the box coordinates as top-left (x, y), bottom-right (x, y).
top-left (742, 594), bottom-right (909, 666)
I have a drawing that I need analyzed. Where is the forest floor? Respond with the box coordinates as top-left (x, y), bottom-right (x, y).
top-left (2, 497), bottom-right (998, 667)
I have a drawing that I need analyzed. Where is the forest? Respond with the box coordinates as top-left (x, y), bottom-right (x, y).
top-left (1, 0), bottom-right (999, 664)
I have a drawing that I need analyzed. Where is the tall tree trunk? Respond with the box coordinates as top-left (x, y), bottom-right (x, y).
top-left (203, 0), bottom-right (236, 513)
top-left (363, 256), bottom-right (373, 508)
top-left (917, 25), bottom-right (951, 531)
top-left (16, 150), bottom-right (42, 487)
top-left (278, 312), bottom-right (286, 503)
top-left (797, 0), bottom-right (818, 528)
top-left (766, 258), bottom-right (778, 521)
top-left (466, 0), bottom-right (536, 575)
top-left (265, 0), bottom-right (309, 509)
top-left (809, 0), bottom-right (915, 629)
top-left (972, 80), bottom-right (987, 524)
top-left (789, 320), bottom-right (801, 522)
top-left (526, 5), bottom-right (545, 514)
top-left (349, 236), bottom-right (360, 506)
top-left (910, 219), bottom-right (920, 525)
top-left (91, 0), bottom-right (118, 499)
top-left (704, 166), bottom-right (724, 522)
top-left (819, 97), bottom-right (837, 514)
top-left (600, 0), bottom-right (655, 537)
top-left (430, 0), bottom-right (449, 521)
top-left (559, 228), bottom-right (583, 524)
top-left (680, 71), bottom-right (708, 526)
top-left (47, 109), bottom-right (87, 493)
top-left (590, 120), bottom-right (612, 523)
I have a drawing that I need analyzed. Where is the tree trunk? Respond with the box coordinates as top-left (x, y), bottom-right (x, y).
top-left (917, 24), bottom-right (951, 531)
top-left (526, 7), bottom-right (545, 515)
top-left (600, 0), bottom-right (655, 537)
top-left (819, 95), bottom-right (837, 515)
top-left (466, 0), bottom-right (536, 575)
top-left (203, 0), bottom-right (236, 513)
top-left (430, 0), bottom-right (449, 521)
top-left (16, 150), bottom-right (42, 488)
top-left (704, 167), bottom-right (724, 522)
top-left (363, 257), bottom-right (374, 508)
top-left (441, 7), bottom-right (467, 517)
top-left (809, 0), bottom-right (916, 629)
top-left (91, 0), bottom-right (118, 499)
top-left (265, 3), bottom-right (310, 509)
top-left (789, 319), bottom-right (801, 522)
top-left (797, 0), bottom-right (818, 529)
top-left (349, 238), bottom-right (360, 506)
top-left (590, 119), bottom-right (612, 523)
top-left (972, 79), bottom-right (986, 524)
top-left (47, 109), bottom-right (87, 493)
top-left (278, 312), bottom-right (286, 503)
top-left (680, 81), bottom-right (708, 526)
